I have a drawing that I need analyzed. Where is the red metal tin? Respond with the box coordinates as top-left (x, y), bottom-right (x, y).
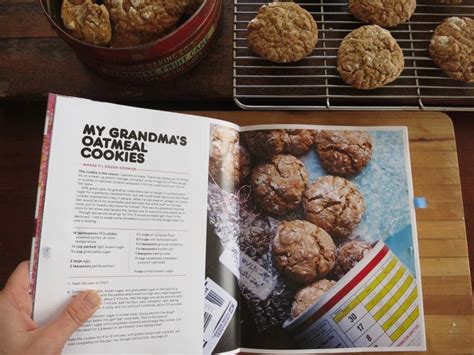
top-left (40, 0), bottom-right (222, 81)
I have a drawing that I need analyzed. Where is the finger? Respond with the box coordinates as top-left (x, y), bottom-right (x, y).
top-left (21, 310), bottom-right (39, 331)
top-left (2, 261), bottom-right (33, 315)
top-left (39, 291), bottom-right (101, 349)
top-left (3, 261), bottom-right (30, 293)
top-left (0, 289), bottom-right (36, 332)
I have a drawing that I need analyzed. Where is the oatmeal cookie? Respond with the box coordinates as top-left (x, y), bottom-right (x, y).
top-left (303, 176), bottom-right (365, 238)
top-left (315, 130), bottom-right (373, 177)
top-left (242, 129), bottom-right (315, 160)
top-left (285, 129), bottom-right (317, 155)
top-left (209, 126), bottom-right (251, 191)
top-left (251, 154), bottom-right (308, 216)
top-left (61, 0), bottom-right (112, 46)
top-left (429, 17), bottom-right (473, 82)
top-left (291, 279), bottom-right (336, 318)
top-left (333, 239), bottom-right (372, 279)
top-left (273, 220), bottom-right (336, 284)
top-left (349, 0), bottom-right (416, 28)
top-left (247, 2), bottom-right (318, 63)
top-left (104, 0), bottom-right (189, 36)
top-left (337, 25), bottom-right (405, 89)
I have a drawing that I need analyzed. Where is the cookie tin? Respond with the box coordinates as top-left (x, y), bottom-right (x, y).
top-left (40, 0), bottom-right (222, 82)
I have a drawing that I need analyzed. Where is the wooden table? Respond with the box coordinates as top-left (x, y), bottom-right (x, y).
top-left (0, 109), bottom-right (471, 353)
top-left (0, 0), bottom-right (473, 348)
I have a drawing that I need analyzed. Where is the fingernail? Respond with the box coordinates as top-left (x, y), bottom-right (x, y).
top-left (83, 291), bottom-right (101, 311)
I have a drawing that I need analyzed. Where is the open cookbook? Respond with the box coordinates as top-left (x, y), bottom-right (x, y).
top-left (30, 95), bottom-right (426, 354)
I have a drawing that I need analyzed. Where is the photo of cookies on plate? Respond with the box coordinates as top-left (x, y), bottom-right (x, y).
top-left (206, 124), bottom-right (425, 350)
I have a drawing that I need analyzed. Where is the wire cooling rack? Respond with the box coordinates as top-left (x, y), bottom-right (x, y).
top-left (233, 0), bottom-right (474, 110)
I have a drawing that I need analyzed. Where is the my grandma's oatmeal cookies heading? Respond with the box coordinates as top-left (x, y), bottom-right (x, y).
top-left (80, 124), bottom-right (188, 163)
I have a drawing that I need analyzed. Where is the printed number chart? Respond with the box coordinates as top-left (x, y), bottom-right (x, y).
top-left (285, 242), bottom-right (424, 350)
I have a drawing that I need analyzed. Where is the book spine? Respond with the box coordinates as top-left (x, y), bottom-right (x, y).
top-left (29, 93), bottom-right (57, 313)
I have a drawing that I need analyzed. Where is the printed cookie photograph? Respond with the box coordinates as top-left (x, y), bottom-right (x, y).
top-left (206, 124), bottom-right (424, 350)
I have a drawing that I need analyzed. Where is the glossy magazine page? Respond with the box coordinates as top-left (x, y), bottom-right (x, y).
top-left (206, 124), bottom-right (426, 353)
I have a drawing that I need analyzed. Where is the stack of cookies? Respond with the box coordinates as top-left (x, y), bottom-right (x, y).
top-left (246, 0), bottom-right (473, 88)
top-left (61, 0), bottom-right (203, 47)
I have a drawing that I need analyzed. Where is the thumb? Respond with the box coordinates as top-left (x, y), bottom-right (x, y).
top-left (40, 290), bottom-right (101, 351)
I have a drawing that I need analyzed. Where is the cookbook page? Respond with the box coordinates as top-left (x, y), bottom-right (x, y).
top-left (30, 95), bottom-right (238, 354)
top-left (206, 125), bottom-right (426, 353)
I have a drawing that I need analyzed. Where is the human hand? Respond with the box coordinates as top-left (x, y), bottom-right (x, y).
top-left (0, 261), bottom-right (101, 355)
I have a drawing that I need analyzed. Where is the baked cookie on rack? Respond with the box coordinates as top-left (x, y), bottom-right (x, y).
top-left (315, 130), bottom-right (373, 177)
top-left (337, 25), bottom-right (404, 89)
top-left (303, 175), bottom-right (365, 238)
top-left (429, 17), bottom-right (473, 83)
top-left (348, 0), bottom-right (416, 28)
top-left (247, 2), bottom-right (318, 63)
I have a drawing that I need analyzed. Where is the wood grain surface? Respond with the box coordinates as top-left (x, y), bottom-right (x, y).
top-left (0, 107), bottom-right (471, 353)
